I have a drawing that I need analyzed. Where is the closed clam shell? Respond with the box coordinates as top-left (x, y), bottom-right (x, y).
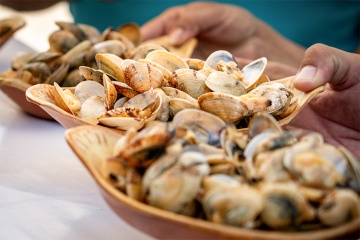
top-left (198, 92), bottom-right (249, 122)
top-left (124, 61), bottom-right (163, 93)
top-left (283, 141), bottom-right (346, 189)
top-left (259, 182), bottom-right (315, 229)
top-left (146, 148), bottom-right (209, 215)
top-left (117, 22), bottom-right (142, 47)
top-left (162, 86), bottom-right (198, 106)
top-left (145, 49), bottom-right (189, 72)
top-left (205, 71), bottom-right (246, 96)
top-left (86, 40), bottom-right (126, 67)
top-left (49, 30), bottom-right (81, 53)
top-left (170, 69), bottom-right (210, 99)
top-left (317, 189), bottom-right (360, 226)
top-left (95, 53), bottom-right (125, 82)
top-left (60, 40), bottom-right (92, 69)
top-left (202, 185), bottom-right (264, 227)
top-left (248, 82), bottom-right (293, 116)
top-left (138, 58), bottom-right (173, 86)
top-left (169, 97), bottom-right (200, 117)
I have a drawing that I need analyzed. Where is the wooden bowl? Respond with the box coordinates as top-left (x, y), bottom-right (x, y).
top-left (65, 125), bottom-right (360, 240)
top-left (0, 16), bottom-right (26, 49)
top-left (26, 83), bottom-right (88, 127)
top-left (0, 77), bottom-right (53, 120)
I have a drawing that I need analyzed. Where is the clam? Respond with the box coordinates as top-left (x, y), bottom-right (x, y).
top-left (241, 57), bottom-right (268, 91)
top-left (317, 189), bottom-right (360, 226)
top-left (170, 68), bottom-right (210, 99)
top-left (80, 95), bottom-right (107, 124)
top-left (259, 182), bottom-right (315, 229)
top-left (126, 42), bottom-right (167, 60)
top-left (248, 82), bottom-right (293, 116)
top-left (198, 92), bottom-right (271, 123)
top-left (117, 22), bottom-right (142, 47)
top-left (202, 184), bottom-right (264, 228)
top-left (205, 70), bottom-right (247, 96)
top-left (85, 40), bottom-right (126, 67)
top-left (49, 30), bottom-right (81, 53)
top-left (145, 50), bottom-right (189, 71)
top-left (95, 53), bottom-right (125, 82)
top-left (74, 80), bottom-right (104, 104)
top-left (124, 61), bottom-right (163, 93)
top-left (114, 122), bottom-right (174, 168)
top-left (53, 82), bottom-right (81, 116)
top-left (146, 146), bottom-right (210, 216)
top-left (283, 139), bottom-right (349, 189)
top-left (103, 74), bottom-right (118, 110)
top-left (172, 109), bottom-right (226, 146)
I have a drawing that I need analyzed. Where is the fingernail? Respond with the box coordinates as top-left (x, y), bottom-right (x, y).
top-left (295, 65), bottom-right (317, 81)
top-left (169, 28), bottom-right (184, 45)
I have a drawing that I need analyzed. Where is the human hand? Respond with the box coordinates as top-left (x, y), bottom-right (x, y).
top-left (287, 44), bottom-right (360, 159)
top-left (141, 1), bottom-right (305, 67)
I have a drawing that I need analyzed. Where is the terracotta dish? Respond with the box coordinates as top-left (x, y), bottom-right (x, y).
top-left (0, 77), bottom-right (53, 120)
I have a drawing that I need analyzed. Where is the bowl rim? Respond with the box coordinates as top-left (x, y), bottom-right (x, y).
top-left (65, 125), bottom-right (360, 240)
top-left (25, 83), bottom-right (82, 119)
top-left (0, 76), bottom-right (32, 92)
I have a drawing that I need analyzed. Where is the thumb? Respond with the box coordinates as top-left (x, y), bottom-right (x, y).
top-left (293, 44), bottom-right (359, 92)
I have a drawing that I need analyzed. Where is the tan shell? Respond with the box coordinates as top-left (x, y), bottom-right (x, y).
top-left (259, 182), bottom-right (315, 229)
top-left (53, 82), bottom-right (81, 116)
top-left (95, 53), bottom-right (125, 82)
top-left (205, 71), bottom-right (246, 96)
top-left (124, 61), bottom-right (163, 93)
top-left (145, 49), bottom-right (189, 72)
top-left (170, 69), bottom-right (210, 99)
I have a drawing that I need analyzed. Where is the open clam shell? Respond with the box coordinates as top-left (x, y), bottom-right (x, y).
top-left (26, 84), bottom-right (86, 127)
top-left (65, 124), bottom-right (360, 240)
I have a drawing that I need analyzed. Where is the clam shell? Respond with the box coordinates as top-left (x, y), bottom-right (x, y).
top-left (145, 50), bottom-right (189, 71)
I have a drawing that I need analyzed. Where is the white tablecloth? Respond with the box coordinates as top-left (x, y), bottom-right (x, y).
top-left (0, 40), bottom-right (153, 240)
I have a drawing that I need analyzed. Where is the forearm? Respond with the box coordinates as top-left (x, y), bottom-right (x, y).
top-left (1, 0), bottom-right (63, 11)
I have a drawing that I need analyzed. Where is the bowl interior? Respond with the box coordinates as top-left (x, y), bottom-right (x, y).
top-left (65, 125), bottom-right (360, 240)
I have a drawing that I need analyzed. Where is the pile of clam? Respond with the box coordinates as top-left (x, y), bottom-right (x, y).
top-left (101, 109), bottom-right (360, 231)
top-left (0, 21), bottom-right (196, 88)
top-left (53, 48), bottom-right (295, 130)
